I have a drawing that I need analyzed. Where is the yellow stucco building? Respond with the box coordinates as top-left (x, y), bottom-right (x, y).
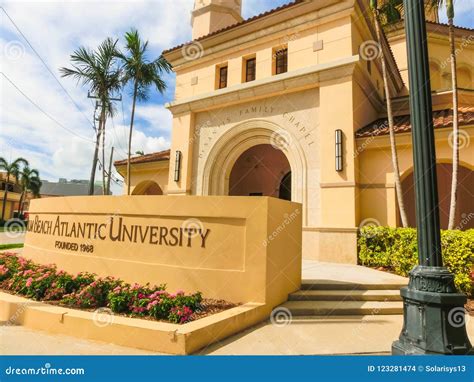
top-left (0, 172), bottom-right (22, 221)
top-left (115, 0), bottom-right (474, 264)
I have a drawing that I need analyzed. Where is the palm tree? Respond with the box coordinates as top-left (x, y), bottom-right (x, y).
top-left (18, 166), bottom-right (41, 215)
top-left (0, 157), bottom-right (28, 222)
top-left (379, 1), bottom-right (459, 229)
top-left (370, 0), bottom-right (409, 227)
top-left (115, 29), bottom-right (171, 195)
top-left (435, 0), bottom-right (459, 230)
top-left (60, 38), bottom-right (122, 195)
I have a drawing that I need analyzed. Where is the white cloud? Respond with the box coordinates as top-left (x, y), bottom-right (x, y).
top-left (0, 0), bottom-right (193, 195)
top-left (438, 1), bottom-right (474, 24)
top-left (134, 104), bottom-right (173, 132)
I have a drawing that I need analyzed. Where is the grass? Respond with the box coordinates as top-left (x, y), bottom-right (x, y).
top-left (0, 226), bottom-right (25, 233)
top-left (0, 243), bottom-right (24, 250)
top-left (0, 226), bottom-right (26, 233)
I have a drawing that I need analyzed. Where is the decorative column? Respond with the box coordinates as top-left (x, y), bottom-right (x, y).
top-left (392, 0), bottom-right (473, 355)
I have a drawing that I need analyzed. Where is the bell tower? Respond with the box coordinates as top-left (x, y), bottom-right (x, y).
top-left (191, 0), bottom-right (243, 40)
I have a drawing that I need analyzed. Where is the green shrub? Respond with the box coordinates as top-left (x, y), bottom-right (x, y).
top-left (61, 277), bottom-right (121, 309)
top-left (358, 227), bottom-right (474, 295)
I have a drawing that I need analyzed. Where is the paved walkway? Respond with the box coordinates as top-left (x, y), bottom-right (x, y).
top-left (0, 325), bottom-right (156, 355)
top-left (1, 261), bottom-right (471, 355)
top-left (3, 313), bottom-right (473, 356)
top-left (302, 260), bottom-right (408, 286)
top-left (0, 231), bottom-right (25, 245)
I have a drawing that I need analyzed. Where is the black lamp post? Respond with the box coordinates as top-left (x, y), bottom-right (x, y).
top-left (392, 0), bottom-right (473, 355)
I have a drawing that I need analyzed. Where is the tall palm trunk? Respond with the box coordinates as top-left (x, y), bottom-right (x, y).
top-left (18, 189), bottom-right (25, 216)
top-left (89, 109), bottom-right (105, 196)
top-left (102, 114), bottom-right (107, 195)
top-left (127, 81), bottom-right (138, 196)
top-left (447, 17), bottom-right (459, 230)
top-left (1, 174), bottom-right (10, 221)
top-left (373, 10), bottom-right (409, 227)
top-left (106, 146), bottom-right (114, 195)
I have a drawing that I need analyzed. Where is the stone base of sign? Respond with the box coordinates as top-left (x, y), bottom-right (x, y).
top-left (0, 292), bottom-right (269, 355)
top-left (15, 195), bottom-right (302, 353)
top-left (23, 196), bottom-right (302, 307)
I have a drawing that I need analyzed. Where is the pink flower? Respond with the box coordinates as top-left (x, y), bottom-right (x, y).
top-left (149, 290), bottom-right (167, 299)
top-left (25, 277), bottom-right (33, 287)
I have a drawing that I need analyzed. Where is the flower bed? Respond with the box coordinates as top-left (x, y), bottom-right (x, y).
top-left (0, 252), bottom-right (236, 324)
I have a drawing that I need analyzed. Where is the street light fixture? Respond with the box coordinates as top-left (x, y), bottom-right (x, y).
top-left (174, 150), bottom-right (182, 182)
top-left (392, 0), bottom-right (473, 355)
top-left (335, 129), bottom-right (343, 172)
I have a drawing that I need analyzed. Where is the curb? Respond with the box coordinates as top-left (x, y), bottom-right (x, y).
top-left (0, 292), bottom-right (267, 354)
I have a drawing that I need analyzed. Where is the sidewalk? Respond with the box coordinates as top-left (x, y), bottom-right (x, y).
top-left (302, 259), bottom-right (408, 286)
top-left (0, 232), bottom-right (25, 245)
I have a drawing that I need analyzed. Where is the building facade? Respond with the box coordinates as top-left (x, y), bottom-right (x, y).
top-left (115, 0), bottom-right (474, 263)
top-left (40, 179), bottom-right (105, 197)
top-left (0, 172), bottom-right (22, 220)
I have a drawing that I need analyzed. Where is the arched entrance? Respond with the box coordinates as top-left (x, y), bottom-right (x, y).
top-left (132, 180), bottom-right (163, 195)
top-left (401, 163), bottom-right (474, 229)
top-left (279, 171), bottom-right (291, 201)
top-left (228, 144), bottom-right (292, 200)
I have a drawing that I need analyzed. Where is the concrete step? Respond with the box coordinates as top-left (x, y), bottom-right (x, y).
top-left (288, 289), bottom-right (402, 302)
top-left (301, 280), bottom-right (407, 291)
top-left (280, 300), bottom-right (403, 316)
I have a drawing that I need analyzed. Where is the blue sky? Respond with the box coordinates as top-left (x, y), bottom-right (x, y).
top-left (0, 0), bottom-right (472, 194)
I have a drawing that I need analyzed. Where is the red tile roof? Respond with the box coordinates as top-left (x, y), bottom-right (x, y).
top-left (114, 149), bottom-right (170, 166)
top-left (163, 0), bottom-right (303, 55)
top-left (356, 107), bottom-right (474, 138)
top-left (427, 21), bottom-right (474, 33)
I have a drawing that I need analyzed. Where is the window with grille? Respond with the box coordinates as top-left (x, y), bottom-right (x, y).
top-left (219, 66), bottom-right (228, 89)
top-left (275, 48), bottom-right (288, 75)
top-left (245, 58), bottom-right (256, 82)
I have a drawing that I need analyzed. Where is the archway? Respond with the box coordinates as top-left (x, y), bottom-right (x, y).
top-left (229, 144), bottom-right (292, 200)
top-left (201, 119), bottom-right (306, 200)
top-left (279, 171), bottom-right (291, 201)
top-left (401, 163), bottom-right (474, 229)
top-left (132, 180), bottom-right (163, 195)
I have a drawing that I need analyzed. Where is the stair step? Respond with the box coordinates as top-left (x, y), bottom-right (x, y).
top-left (280, 300), bottom-right (403, 316)
top-left (301, 280), bottom-right (407, 291)
top-left (289, 289), bottom-right (402, 301)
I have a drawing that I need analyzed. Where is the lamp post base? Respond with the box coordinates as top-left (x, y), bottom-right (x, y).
top-left (392, 266), bottom-right (473, 355)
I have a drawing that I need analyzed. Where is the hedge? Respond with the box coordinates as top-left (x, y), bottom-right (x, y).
top-left (358, 227), bottom-right (474, 296)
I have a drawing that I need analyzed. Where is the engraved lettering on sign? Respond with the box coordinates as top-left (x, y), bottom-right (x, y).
top-left (28, 216), bottom-right (211, 249)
